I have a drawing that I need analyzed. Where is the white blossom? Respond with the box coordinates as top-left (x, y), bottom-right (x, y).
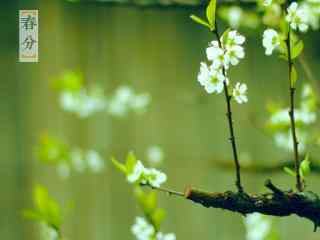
top-left (225, 30), bottom-right (246, 47)
top-left (70, 148), bottom-right (86, 173)
top-left (223, 31), bottom-right (245, 66)
top-left (233, 82), bottom-right (248, 104)
top-left (244, 213), bottom-right (272, 240)
top-left (206, 41), bottom-right (229, 69)
top-left (145, 168), bottom-right (167, 188)
top-left (127, 160), bottom-right (167, 187)
top-left (262, 29), bottom-right (280, 55)
top-left (285, 2), bottom-right (309, 32)
top-left (197, 62), bottom-right (226, 94)
top-left (225, 45), bottom-right (245, 65)
top-left (127, 160), bottom-right (145, 183)
top-left (156, 232), bottom-right (176, 240)
top-left (131, 217), bottom-right (155, 240)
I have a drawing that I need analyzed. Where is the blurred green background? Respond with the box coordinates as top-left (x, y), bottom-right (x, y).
top-left (1, 0), bottom-right (320, 239)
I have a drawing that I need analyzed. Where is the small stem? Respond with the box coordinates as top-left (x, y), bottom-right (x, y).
top-left (141, 183), bottom-right (185, 197)
top-left (286, 28), bottom-right (303, 192)
top-left (212, 23), bottom-right (243, 193)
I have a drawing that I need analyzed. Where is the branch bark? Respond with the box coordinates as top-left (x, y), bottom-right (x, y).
top-left (185, 180), bottom-right (320, 231)
top-left (145, 181), bottom-right (320, 231)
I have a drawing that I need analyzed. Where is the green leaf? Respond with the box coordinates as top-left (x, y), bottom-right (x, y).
top-left (283, 167), bottom-right (296, 177)
top-left (125, 152), bottom-right (137, 174)
top-left (300, 154), bottom-right (311, 178)
top-left (190, 15), bottom-right (210, 29)
top-left (291, 40), bottom-right (304, 59)
top-left (34, 185), bottom-right (50, 215)
top-left (278, 40), bottom-right (288, 60)
top-left (145, 191), bottom-right (158, 212)
top-left (152, 208), bottom-right (166, 229)
top-left (221, 28), bottom-right (231, 45)
top-left (111, 157), bottom-right (127, 174)
top-left (206, 0), bottom-right (217, 30)
top-left (46, 199), bottom-right (62, 228)
top-left (290, 65), bottom-right (297, 87)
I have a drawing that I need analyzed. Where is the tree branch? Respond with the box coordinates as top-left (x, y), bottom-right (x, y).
top-left (145, 181), bottom-right (320, 232)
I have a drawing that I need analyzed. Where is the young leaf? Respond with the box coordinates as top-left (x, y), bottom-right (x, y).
top-left (190, 15), bottom-right (211, 29)
top-left (152, 208), bottom-right (166, 229)
top-left (125, 152), bottom-right (137, 174)
top-left (299, 154), bottom-right (311, 178)
top-left (206, 0), bottom-right (217, 30)
top-left (283, 167), bottom-right (296, 177)
top-left (290, 65), bottom-right (297, 88)
top-left (111, 157), bottom-right (127, 174)
top-left (291, 40), bottom-right (304, 59)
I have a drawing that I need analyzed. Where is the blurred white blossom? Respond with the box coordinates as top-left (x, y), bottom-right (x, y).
top-left (108, 86), bottom-right (151, 117)
top-left (156, 232), bottom-right (176, 240)
top-left (263, 0), bottom-right (272, 6)
top-left (70, 148), bottom-right (86, 173)
top-left (40, 224), bottom-right (59, 240)
top-left (233, 82), bottom-right (248, 104)
top-left (59, 86), bottom-right (107, 118)
top-left (86, 150), bottom-right (105, 173)
top-left (131, 217), bottom-right (155, 240)
top-left (244, 213), bottom-right (272, 240)
top-left (262, 29), bottom-right (280, 55)
top-left (227, 7), bottom-right (242, 28)
top-left (274, 130), bottom-right (306, 152)
top-left (56, 148), bottom-right (105, 179)
top-left (146, 145), bottom-right (164, 165)
top-left (57, 162), bottom-right (70, 179)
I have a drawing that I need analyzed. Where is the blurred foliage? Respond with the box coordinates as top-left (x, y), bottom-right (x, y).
top-left (22, 185), bottom-right (63, 233)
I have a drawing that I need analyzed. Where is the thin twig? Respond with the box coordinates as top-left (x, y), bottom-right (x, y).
top-left (141, 183), bottom-right (185, 197)
top-left (212, 23), bottom-right (243, 193)
top-left (286, 26), bottom-right (303, 192)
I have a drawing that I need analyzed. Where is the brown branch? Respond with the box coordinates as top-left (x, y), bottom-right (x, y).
top-left (147, 181), bottom-right (320, 231)
top-left (186, 180), bottom-right (320, 231)
top-left (146, 181), bottom-right (320, 232)
top-left (213, 24), bottom-right (243, 193)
